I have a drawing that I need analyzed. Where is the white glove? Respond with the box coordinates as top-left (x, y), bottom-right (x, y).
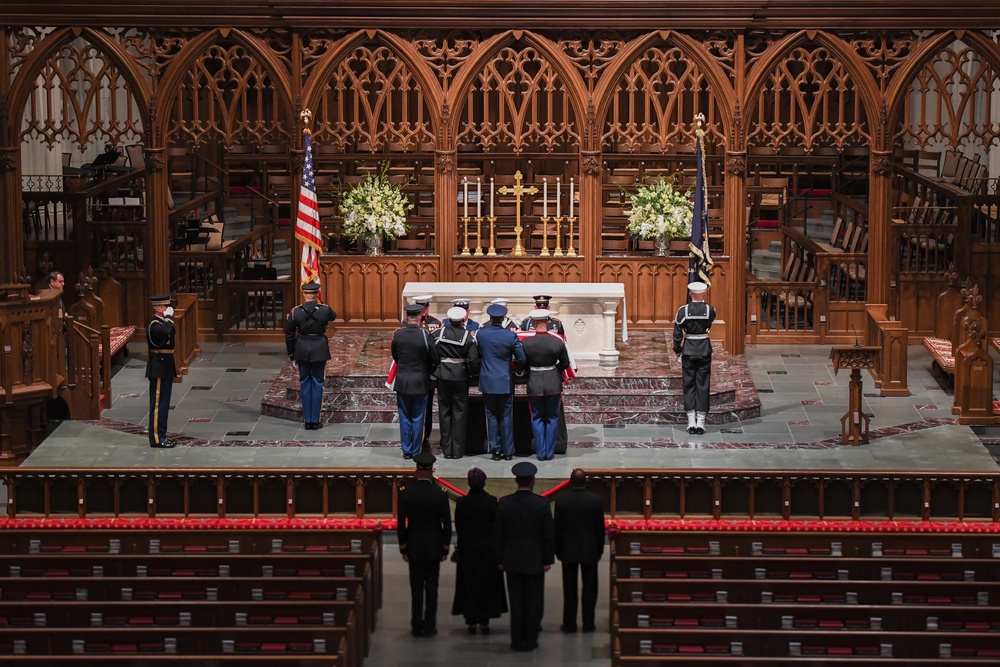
top-left (290, 357), bottom-right (298, 369)
top-left (163, 306), bottom-right (174, 317)
top-left (676, 354), bottom-right (683, 364)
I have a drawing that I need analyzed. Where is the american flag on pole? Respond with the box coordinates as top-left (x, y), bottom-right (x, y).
top-left (296, 131), bottom-right (323, 290)
top-left (689, 117), bottom-right (714, 287)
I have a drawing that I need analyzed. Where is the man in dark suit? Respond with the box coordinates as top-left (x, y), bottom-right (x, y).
top-left (397, 451), bottom-right (452, 638)
top-left (520, 309), bottom-right (571, 461)
top-left (554, 468), bottom-right (606, 633)
top-left (146, 294), bottom-right (178, 448)
top-left (496, 461), bottom-right (554, 652)
top-left (392, 304), bottom-right (440, 459)
top-left (475, 303), bottom-right (525, 461)
top-left (284, 282), bottom-right (337, 430)
top-left (433, 306), bottom-right (480, 459)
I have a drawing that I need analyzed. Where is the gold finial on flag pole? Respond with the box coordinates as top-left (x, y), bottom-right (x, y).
top-left (300, 108), bottom-right (313, 132)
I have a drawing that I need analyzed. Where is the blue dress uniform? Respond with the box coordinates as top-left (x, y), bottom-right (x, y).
top-left (146, 294), bottom-right (177, 448)
top-left (476, 304), bottom-right (526, 460)
top-left (393, 305), bottom-right (441, 458)
top-left (441, 298), bottom-right (480, 332)
top-left (672, 282), bottom-right (717, 434)
top-left (284, 283), bottom-right (337, 430)
top-left (520, 318), bottom-right (571, 461)
top-left (433, 309), bottom-right (481, 459)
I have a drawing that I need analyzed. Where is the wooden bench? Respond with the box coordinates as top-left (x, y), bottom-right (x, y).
top-left (921, 269), bottom-right (967, 377)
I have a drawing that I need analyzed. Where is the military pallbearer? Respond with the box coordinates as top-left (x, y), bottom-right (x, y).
top-left (672, 281), bottom-right (716, 434)
top-left (284, 282), bottom-right (337, 430)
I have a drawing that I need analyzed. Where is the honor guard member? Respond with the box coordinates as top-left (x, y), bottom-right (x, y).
top-left (483, 297), bottom-right (517, 331)
top-left (441, 298), bottom-right (480, 332)
top-left (284, 282), bottom-right (337, 430)
top-left (397, 451), bottom-right (452, 638)
top-left (393, 304), bottom-right (441, 459)
top-left (411, 295), bottom-right (441, 448)
top-left (496, 461), bottom-right (554, 652)
top-left (672, 281), bottom-right (716, 434)
top-left (476, 303), bottom-right (526, 460)
top-left (433, 307), bottom-right (481, 459)
top-left (520, 309), bottom-right (571, 461)
top-left (146, 294), bottom-right (178, 448)
top-left (519, 295), bottom-right (565, 335)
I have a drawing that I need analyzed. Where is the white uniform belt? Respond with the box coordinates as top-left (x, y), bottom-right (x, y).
top-left (530, 365), bottom-right (557, 371)
top-left (685, 334), bottom-right (710, 340)
top-left (440, 358), bottom-right (465, 363)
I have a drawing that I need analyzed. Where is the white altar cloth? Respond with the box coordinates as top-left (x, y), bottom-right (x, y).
top-left (401, 282), bottom-right (625, 366)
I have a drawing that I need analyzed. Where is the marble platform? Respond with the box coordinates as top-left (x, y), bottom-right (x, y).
top-left (260, 329), bottom-right (761, 426)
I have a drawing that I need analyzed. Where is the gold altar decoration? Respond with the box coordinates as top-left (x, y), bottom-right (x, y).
top-left (497, 171), bottom-right (537, 257)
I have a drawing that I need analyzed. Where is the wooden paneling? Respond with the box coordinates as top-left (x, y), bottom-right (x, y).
top-left (321, 256), bottom-right (439, 326)
top-left (970, 244), bottom-right (1000, 335)
top-left (895, 273), bottom-right (950, 340)
top-left (452, 258), bottom-right (584, 283)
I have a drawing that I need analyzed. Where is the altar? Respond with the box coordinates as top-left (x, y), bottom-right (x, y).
top-left (401, 282), bottom-right (626, 366)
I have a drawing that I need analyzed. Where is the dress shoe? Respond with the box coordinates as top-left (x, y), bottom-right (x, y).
top-left (150, 440), bottom-right (176, 449)
top-left (304, 422), bottom-right (315, 430)
top-left (422, 626), bottom-right (437, 637)
top-left (503, 454), bottom-right (513, 461)
top-left (582, 624), bottom-right (596, 633)
top-left (403, 453), bottom-right (413, 460)
top-left (443, 454), bottom-right (454, 460)
top-left (695, 426), bottom-right (705, 435)
top-left (560, 624), bottom-right (578, 633)
top-left (478, 623), bottom-right (490, 634)
top-left (687, 425), bottom-right (697, 434)
top-left (467, 624), bottom-right (476, 634)
top-left (312, 422), bottom-right (323, 430)
top-left (490, 452), bottom-right (502, 461)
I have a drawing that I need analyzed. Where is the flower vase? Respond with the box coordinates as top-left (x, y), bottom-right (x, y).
top-left (365, 234), bottom-right (384, 256)
top-left (655, 237), bottom-right (669, 257)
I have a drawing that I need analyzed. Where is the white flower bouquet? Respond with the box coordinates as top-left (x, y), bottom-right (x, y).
top-left (624, 176), bottom-right (694, 242)
top-left (339, 163), bottom-right (413, 244)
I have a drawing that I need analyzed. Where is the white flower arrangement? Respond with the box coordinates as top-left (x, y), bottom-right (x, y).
top-left (339, 163), bottom-right (413, 243)
top-left (624, 176), bottom-right (694, 242)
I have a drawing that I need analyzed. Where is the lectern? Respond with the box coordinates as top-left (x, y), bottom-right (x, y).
top-left (830, 345), bottom-right (880, 446)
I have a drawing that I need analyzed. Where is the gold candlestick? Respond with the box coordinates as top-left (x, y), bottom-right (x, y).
top-left (497, 171), bottom-right (538, 258)
top-left (473, 216), bottom-right (483, 256)
top-left (552, 216), bottom-right (563, 256)
top-left (460, 216), bottom-right (471, 256)
top-left (566, 215), bottom-right (577, 256)
top-left (487, 216), bottom-right (497, 256)
top-left (539, 216), bottom-right (550, 256)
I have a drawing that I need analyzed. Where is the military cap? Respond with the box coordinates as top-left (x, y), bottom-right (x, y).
top-left (451, 299), bottom-right (471, 309)
top-left (301, 282), bottom-right (321, 294)
top-left (413, 451), bottom-right (436, 468)
top-left (486, 303), bottom-right (507, 318)
top-left (687, 281), bottom-right (708, 294)
top-left (490, 297), bottom-right (509, 305)
top-left (528, 309), bottom-right (551, 321)
top-left (511, 461), bottom-right (537, 478)
top-left (150, 294), bottom-right (172, 306)
top-left (446, 306), bottom-right (467, 322)
top-left (412, 294), bottom-right (433, 306)
top-left (404, 304), bottom-right (424, 315)
top-left (532, 294), bottom-right (552, 308)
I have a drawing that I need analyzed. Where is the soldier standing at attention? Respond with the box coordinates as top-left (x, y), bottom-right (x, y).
top-left (519, 294), bottom-right (564, 335)
top-left (442, 298), bottom-right (480, 332)
top-left (476, 303), bottom-right (526, 461)
top-left (520, 309), bottom-right (571, 461)
top-left (397, 451), bottom-right (452, 638)
top-left (393, 304), bottom-right (441, 459)
top-left (433, 307), bottom-right (481, 459)
top-left (146, 294), bottom-right (178, 448)
top-left (284, 282), bottom-right (337, 431)
top-left (672, 281), bottom-right (716, 434)
top-left (412, 295), bottom-right (441, 448)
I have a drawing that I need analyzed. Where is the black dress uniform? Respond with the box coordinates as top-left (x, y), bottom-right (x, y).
top-left (520, 325), bottom-right (571, 461)
top-left (397, 452), bottom-right (452, 638)
top-left (392, 310), bottom-right (441, 458)
top-left (433, 312), bottom-right (481, 459)
top-left (496, 462), bottom-right (555, 652)
top-left (284, 284), bottom-right (337, 430)
top-left (672, 283), bottom-right (716, 433)
top-left (520, 297), bottom-right (568, 450)
top-left (417, 304), bottom-right (442, 448)
top-left (146, 294), bottom-right (177, 448)
top-left (554, 480), bottom-right (606, 633)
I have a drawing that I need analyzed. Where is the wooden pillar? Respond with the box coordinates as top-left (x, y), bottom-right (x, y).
top-left (436, 150), bottom-right (458, 277)
top-left (144, 147), bottom-right (171, 296)
top-left (0, 147), bottom-right (22, 283)
top-left (867, 150), bottom-right (893, 305)
top-left (579, 151), bottom-right (602, 281)
top-left (723, 151), bottom-right (748, 355)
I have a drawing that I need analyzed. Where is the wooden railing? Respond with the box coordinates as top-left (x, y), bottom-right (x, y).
top-left (172, 293), bottom-right (200, 376)
top-left (3, 468), bottom-right (998, 523)
top-left (221, 278), bottom-right (293, 333)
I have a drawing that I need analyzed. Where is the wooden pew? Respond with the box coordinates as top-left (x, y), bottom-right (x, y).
top-left (920, 268), bottom-right (968, 377)
top-left (865, 304), bottom-right (909, 396)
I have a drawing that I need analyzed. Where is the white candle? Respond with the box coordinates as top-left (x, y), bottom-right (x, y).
top-left (543, 178), bottom-right (548, 217)
top-left (569, 177), bottom-right (574, 218)
top-left (463, 179), bottom-right (469, 217)
top-left (556, 178), bottom-right (561, 218)
top-left (490, 178), bottom-right (495, 217)
top-left (477, 178), bottom-right (482, 218)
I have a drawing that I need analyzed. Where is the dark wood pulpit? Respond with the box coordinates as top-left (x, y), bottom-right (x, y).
top-left (830, 345), bottom-right (881, 446)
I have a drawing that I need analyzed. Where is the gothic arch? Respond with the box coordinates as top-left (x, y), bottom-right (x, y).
top-left (743, 30), bottom-right (882, 149)
top-left (153, 28), bottom-right (296, 149)
top-left (591, 30), bottom-right (737, 150)
top-left (7, 27), bottom-right (152, 148)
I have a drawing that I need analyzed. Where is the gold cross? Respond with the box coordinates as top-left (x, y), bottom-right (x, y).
top-left (497, 170), bottom-right (538, 257)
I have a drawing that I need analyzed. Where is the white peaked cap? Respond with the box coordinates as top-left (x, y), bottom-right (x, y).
top-left (412, 294), bottom-right (434, 304)
top-left (687, 281), bottom-right (708, 294)
top-left (490, 298), bottom-right (509, 305)
top-left (446, 307), bottom-right (467, 321)
top-left (528, 309), bottom-right (551, 321)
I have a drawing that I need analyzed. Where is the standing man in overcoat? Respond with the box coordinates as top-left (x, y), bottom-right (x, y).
top-left (392, 304), bottom-right (440, 459)
top-left (520, 309), bottom-right (571, 461)
top-left (475, 303), bottom-right (525, 461)
top-left (433, 306), bottom-right (480, 459)
top-left (284, 282), bottom-right (337, 430)
top-left (146, 294), bottom-right (178, 448)
top-left (397, 451), bottom-right (452, 638)
top-left (672, 281), bottom-right (716, 434)
top-left (554, 468), bottom-right (605, 633)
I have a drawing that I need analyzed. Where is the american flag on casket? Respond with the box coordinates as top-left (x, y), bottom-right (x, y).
top-left (385, 330), bottom-right (577, 389)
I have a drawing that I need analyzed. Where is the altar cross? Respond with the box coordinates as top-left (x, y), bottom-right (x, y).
top-left (497, 170), bottom-right (538, 257)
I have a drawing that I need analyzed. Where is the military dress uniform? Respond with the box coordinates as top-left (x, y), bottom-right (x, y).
top-left (519, 297), bottom-right (569, 451)
top-left (412, 297), bottom-right (442, 448)
top-left (393, 306), bottom-right (441, 458)
top-left (284, 284), bottom-right (337, 430)
top-left (397, 452), bottom-right (452, 637)
top-left (476, 304), bottom-right (526, 460)
top-left (146, 295), bottom-right (178, 448)
top-left (441, 298), bottom-right (480, 333)
top-left (520, 318), bottom-right (571, 461)
top-left (433, 309), bottom-right (481, 459)
top-left (672, 282), bottom-right (717, 434)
